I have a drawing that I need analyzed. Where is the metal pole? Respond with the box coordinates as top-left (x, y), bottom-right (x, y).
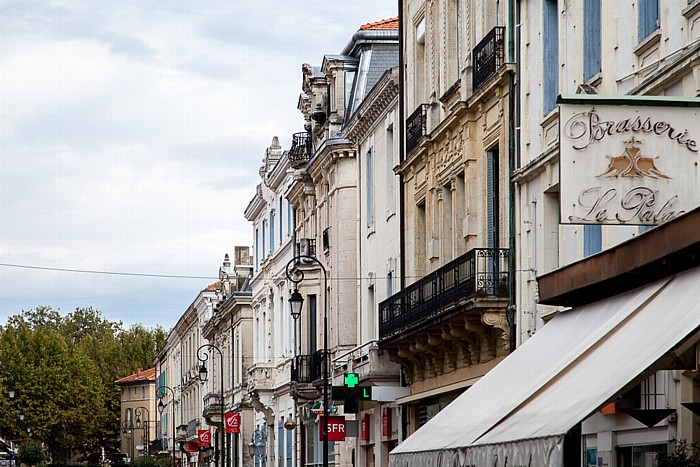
top-left (285, 255), bottom-right (329, 467)
top-left (135, 407), bottom-right (151, 458)
top-left (158, 386), bottom-right (177, 466)
top-left (197, 344), bottom-right (227, 467)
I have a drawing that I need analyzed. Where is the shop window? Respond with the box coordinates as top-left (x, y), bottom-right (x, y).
top-left (617, 443), bottom-right (667, 467)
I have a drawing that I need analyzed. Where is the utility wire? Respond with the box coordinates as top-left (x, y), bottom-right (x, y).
top-left (0, 262), bottom-right (218, 280)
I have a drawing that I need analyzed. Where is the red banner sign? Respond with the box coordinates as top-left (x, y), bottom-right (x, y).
top-left (361, 414), bottom-right (369, 441)
top-left (382, 408), bottom-right (391, 437)
top-left (197, 430), bottom-right (211, 447)
top-left (320, 416), bottom-right (346, 442)
top-left (225, 411), bottom-right (241, 434)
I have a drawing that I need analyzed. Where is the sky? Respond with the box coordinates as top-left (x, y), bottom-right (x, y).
top-left (0, 0), bottom-right (397, 331)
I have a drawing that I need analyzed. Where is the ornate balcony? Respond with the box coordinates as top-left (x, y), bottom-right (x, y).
top-left (289, 131), bottom-right (312, 168)
top-left (405, 104), bottom-right (428, 156)
top-left (291, 351), bottom-right (323, 384)
top-left (202, 392), bottom-right (223, 421)
top-left (473, 26), bottom-right (505, 92)
top-left (247, 363), bottom-right (275, 392)
top-left (379, 248), bottom-right (509, 342)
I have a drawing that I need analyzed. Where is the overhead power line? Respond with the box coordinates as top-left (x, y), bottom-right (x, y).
top-left (0, 262), bottom-right (218, 280)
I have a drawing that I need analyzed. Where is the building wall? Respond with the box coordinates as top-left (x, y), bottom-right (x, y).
top-left (515, 0), bottom-right (700, 460)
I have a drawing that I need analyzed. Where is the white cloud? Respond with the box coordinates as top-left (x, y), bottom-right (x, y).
top-left (0, 0), bottom-right (397, 329)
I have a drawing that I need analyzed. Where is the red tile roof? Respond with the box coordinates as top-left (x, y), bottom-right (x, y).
top-left (205, 281), bottom-right (220, 291)
top-left (115, 367), bottom-right (156, 384)
top-left (359, 17), bottom-right (398, 31)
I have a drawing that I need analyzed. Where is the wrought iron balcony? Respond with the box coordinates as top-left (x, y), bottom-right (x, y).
top-left (379, 248), bottom-right (509, 341)
top-left (289, 131), bottom-right (312, 168)
top-left (406, 104), bottom-right (428, 156)
top-left (291, 351), bottom-right (323, 384)
top-left (472, 26), bottom-right (505, 92)
top-left (297, 237), bottom-right (316, 258)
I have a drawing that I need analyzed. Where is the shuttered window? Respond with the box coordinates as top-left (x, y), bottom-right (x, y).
top-left (584, 224), bottom-right (602, 257)
top-left (583, 0), bottom-right (601, 81)
top-left (638, 0), bottom-right (659, 41)
top-left (543, 0), bottom-right (559, 115)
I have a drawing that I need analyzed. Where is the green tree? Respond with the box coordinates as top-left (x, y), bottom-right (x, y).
top-left (0, 307), bottom-right (167, 467)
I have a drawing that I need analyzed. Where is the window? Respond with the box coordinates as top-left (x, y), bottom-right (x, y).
top-left (386, 126), bottom-right (395, 217)
top-left (639, 225), bottom-right (654, 233)
top-left (262, 221), bottom-right (266, 261)
top-left (543, 0), bottom-right (559, 114)
top-left (286, 415), bottom-right (293, 466)
top-left (255, 228), bottom-right (259, 270)
top-left (270, 211), bottom-right (275, 254)
top-left (366, 148), bottom-right (375, 228)
top-left (583, 224), bottom-right (602, 257)
top-left (638, 0), bottom-right (660, 42)
top-left (279, 197), bottom-right (283, 244)
top-left (287, 201), bottom-right (292, 235)
top-left (487, 149), bottom-right (500, 249)
top-left (583, 0), bottom-right (601, 81)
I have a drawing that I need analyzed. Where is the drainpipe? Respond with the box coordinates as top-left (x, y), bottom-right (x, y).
top-left (398, 0), bottom-right (406, 292)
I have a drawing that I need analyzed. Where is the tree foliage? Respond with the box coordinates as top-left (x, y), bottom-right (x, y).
top-left (0, 307), bottom-right (167, 467)
top-left (17, 440), bottom-right (47, 467)
top-left (656, 438), bottom-right (700, 467)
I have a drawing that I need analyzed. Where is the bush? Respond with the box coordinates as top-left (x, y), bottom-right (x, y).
top-left (17, 441), bottom-right (47, 467)
top-left (656, 439), bottom-right (700, 467)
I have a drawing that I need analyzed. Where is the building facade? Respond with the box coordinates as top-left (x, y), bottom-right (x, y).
top-left (382, 0), bottom-right (515, 442)
top-left (513, 0), bottom-right (700, 464)
top-left (116, 368), bottom-right (157, 461)
top-left (244, 138), bottom-right (297, 467)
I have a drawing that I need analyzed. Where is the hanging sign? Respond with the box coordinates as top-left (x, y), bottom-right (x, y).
top-left (319, 416), bottom-right (346, 442)
top-left (197, 430), bottom-right (210, 448)
top-left (559, 97), bottom-right (700, 225)
top-left (225, 412), bottom-right (241, 434)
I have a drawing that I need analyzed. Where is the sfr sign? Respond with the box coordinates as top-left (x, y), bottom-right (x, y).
top-left (320, 416), bottom-right (346, 441)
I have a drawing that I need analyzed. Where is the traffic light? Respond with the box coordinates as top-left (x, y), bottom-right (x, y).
top-left (332, 373), bottom-right (372, 414)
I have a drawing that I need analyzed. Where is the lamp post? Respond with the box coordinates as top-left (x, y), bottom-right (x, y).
top-left (285, 255), bottom-right (329, 467)
top-left (135, 406), bottom-right (151, 458)
top-left (197, 344), bottom-right (226, 467)
top-left (121, 419), bottom-right (134, 464)
top-left (247, 427), bottom-right (267, 464)
top-left (157, 386), bottom-right (177, 466)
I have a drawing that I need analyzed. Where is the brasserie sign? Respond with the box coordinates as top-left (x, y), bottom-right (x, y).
top-left (559, 96), bottom-right (700, 225)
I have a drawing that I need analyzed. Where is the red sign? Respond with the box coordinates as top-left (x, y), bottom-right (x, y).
top-left (382, 408), bottom-right (391, 437)
top-left (361, 414), bottom-right (369, 441)
top-left (197, 430), bottom-right (211, 447)
top-left (186, 441), bottom-right (199, 453)
top-left (225, 411), bottom-right (241, 434)
top-left (319, 416), bottom-right (346, 442)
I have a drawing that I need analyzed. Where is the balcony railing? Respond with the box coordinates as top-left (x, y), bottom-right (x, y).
top-left (289, 131), bottom-right (312, 168)
top-left (406, 104), bottom-right (428, 156)
top-left (297, 238), bottom-right (316, 258)
top-left (379, 248), bottom-right (509, 341)
top-left (472, 26), bottom-right (505, 92)
top-left (291, 351), bottom-right (323, 384)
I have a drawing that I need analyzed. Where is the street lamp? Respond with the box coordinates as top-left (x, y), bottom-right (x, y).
top-left (135, 406), bottom-right (151, 458)
top-left (121, 419), bottom-right (134, 463)
top-left (197, 344), bottom-right (226, 467)
top-left (247, 427), bottom-right (267, 463)
top-left (157, 386), bottom-right (177, 466)
top-left (285, 255), bottom-right (330, 467)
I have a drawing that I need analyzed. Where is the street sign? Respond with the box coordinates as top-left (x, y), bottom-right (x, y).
top-left (332, 385), bottom-right (372, 414)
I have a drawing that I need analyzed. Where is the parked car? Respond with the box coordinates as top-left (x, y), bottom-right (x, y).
top-left (107, 453), bottom-right (129, 465)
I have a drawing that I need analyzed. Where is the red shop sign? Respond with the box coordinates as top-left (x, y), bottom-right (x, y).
top-left (319, 416), bottom-right (346, 442)
top-left (225, 412), bottom-right (241, 434)
top-left (382, 408), bottom-right (391, 437)
top-left (197, 430), bottom-right (211, 447)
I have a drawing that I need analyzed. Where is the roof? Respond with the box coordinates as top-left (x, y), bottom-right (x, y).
top-left (359, 17), bottom-right (398, 30)
top-left (115, 367), bottom-right (156, 385)
top-left (205, 281), bottom-right (220, 291)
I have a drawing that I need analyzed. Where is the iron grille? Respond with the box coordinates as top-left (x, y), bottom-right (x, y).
top-left (473, 26), bottom-right (505, 92)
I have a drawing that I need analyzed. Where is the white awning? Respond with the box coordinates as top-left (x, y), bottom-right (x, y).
top-left (390, 266), bottom-right (700, 467)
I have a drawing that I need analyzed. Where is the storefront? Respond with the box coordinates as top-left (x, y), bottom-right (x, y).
top-left (390, 207), bottom-right (700, 466)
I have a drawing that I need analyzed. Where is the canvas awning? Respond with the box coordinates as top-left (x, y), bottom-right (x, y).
top-left (389, 265), bottom-right (700, 466)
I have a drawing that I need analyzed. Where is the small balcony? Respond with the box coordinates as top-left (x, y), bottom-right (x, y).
top-left (296, 237), bottom-right (316, 259)
top-left (247, 363), bottom-right (275, 392)
top-left (202, 392), bottom-right (223, 420)
top-left (405, 104), bottom-right (428, 156)
top-left (291, 351), bottom-right (323, 384)
top-left (379, 248), bottom-right (509, 342)
top-left (472, 26), bottom-right (505, 92)
top-left (289, 131), bottom-right (312, 168)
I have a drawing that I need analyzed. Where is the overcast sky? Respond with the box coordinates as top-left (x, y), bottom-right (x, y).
top-left (0, 1), bottom-right (397, 331)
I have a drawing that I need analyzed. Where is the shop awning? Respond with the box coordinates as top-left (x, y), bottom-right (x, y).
top-left (389, 266), bottom-right (700, 467)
